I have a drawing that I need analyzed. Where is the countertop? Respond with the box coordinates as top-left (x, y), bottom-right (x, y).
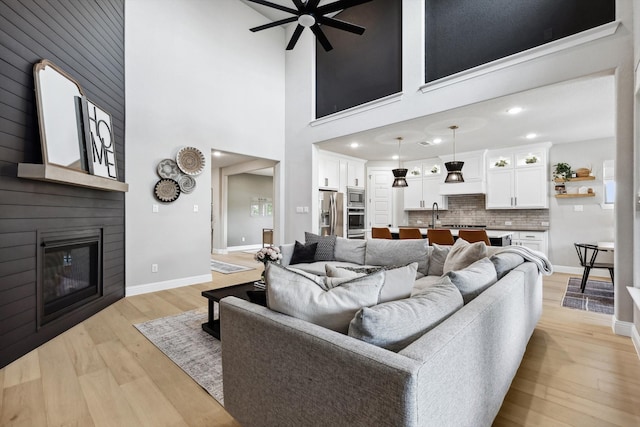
top-left (390, 227), bottom-right (513, 238)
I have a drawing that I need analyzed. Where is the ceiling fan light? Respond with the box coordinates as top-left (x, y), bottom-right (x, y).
top-left (298, 14), bottom-right (316, 27)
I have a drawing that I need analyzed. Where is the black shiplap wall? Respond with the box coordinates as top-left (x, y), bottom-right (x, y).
top-left (0, 0), bottom-right (125, 368)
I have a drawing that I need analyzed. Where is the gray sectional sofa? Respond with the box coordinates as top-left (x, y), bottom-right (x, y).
top-left (220, 236), bottom-right (547, 427)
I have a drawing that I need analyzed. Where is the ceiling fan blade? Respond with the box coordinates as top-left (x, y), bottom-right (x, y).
top-left (317, 0), bottom-right (373, 15)
top-left (245, 0), bottom-right (298, 15)
top-left (286, 25), bottom-right (305, 50)
top-left (250, 16), bottom-right (298, 32)
top-left (306, 0), bottom-right (322, 10)
top-left (311, 24), bottom-right (333, 51)
top-left (291, 0), bottom-right (305, 10)
top-left (318, 16), bottom-right (365, 35)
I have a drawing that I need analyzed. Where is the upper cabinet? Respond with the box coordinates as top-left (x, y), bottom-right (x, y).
top-left (403, 158), bottom-right (448, 210)
top-left (486, 143), bottom-right (551, 209)
top-left (347, 161), bottom-right (365, 188)
top-left (318, 153), bottom-right (340, 189)
top-left (318, 150), bottom-right (366, 191)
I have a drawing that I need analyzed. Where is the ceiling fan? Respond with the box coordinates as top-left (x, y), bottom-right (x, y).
top-left (247, 0), bottom-right (372, 51)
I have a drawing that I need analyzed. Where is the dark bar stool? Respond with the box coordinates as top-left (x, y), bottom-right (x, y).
top-left (574, 243), bottom-right (614, 293)
top-left (371, 227), bottom-right (393, 239)
top-left (426, 229), bottom-right (455, 246)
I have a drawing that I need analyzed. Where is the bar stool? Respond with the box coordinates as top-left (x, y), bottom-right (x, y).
top-left (426, 229), bottom-right (455, 246)
top-left (574, 243), bottom-right (614, 293)
top-left (371, 227), bottom-right (393, 239)
top-left (399, 228), bottom-right (423, 239)
top-left (458, 229), bottom-right (491, 245)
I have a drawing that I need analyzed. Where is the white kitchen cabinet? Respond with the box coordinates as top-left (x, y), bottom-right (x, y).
top-left (403, 158), bottom-right (447, 210)
top-left (318, 152), bottom-right (365, 190)
top-left (318, 153), bottom-right (340, 189)
top-left (511, 231), bottom-right (548, 255)
top-left (346, 160), bottom-right (365, 188)
top-left (486, 144), bottom-right (550, 209)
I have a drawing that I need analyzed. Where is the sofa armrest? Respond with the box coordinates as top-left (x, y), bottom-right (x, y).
top-left (220, 297), bottom-right (421, 427)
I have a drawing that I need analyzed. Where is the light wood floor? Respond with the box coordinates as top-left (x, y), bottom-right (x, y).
top-left (1, 253), bottom-right (639, 426)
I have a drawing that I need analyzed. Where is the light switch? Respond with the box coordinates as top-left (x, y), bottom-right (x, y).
top-left (303, 206), bottom-right (309, 213)
top-left (152, 204), bottom-right (159, 213)
top-left (574, 205), bottom-right (583, 212)
top-left (193, 205), bottom-right (199, 212)
top-left (296, 207), bottom-right (304, 213)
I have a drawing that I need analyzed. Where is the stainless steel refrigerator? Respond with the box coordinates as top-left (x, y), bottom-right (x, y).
top-left (318, 190), bottom-right (344, 237)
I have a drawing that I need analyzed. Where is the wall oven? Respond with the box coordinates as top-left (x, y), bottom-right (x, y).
top-left (347, 208), bottom-right (365, 239)
top-left (346, 187), bottom-right (365, 208)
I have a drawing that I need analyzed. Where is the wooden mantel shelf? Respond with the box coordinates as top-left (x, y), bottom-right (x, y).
top-left (554, 176), bottom-right (596, 183)
top-left (18, 163), bottom-right (129, 192)
top-left (555, 193), bottom-right (595, 198)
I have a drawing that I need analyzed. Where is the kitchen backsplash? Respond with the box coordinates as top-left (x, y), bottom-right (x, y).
top-left (407, 195), bottom-right (550, 230)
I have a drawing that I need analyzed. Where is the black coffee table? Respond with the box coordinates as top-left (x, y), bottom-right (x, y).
top-left (201, 282), bottom-right (266, 339)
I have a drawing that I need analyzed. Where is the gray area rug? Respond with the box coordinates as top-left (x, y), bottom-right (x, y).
top-left (211, 259), bottom-right (254, 274)
top-left (561, 277), bottom-right (614, 314)
top-left (134, 308), bottom-right (224, 405)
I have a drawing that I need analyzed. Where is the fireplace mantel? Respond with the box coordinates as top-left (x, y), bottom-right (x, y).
top-left (18, 163), bottom-right (128, 192)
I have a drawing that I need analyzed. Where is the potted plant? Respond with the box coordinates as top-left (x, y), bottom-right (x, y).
top-left (494, 159), bottom-right (508, 167)
top-left (553, 162), bottom-right (572, 180)
top-left (525, 155), bottom-right (538, 164)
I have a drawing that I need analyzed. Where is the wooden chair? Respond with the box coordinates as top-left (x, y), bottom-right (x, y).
top-left (399, 228), bottom-right (423, 239)
top-left (458, 229), bottom-right (491, 245)
top-left (371, 227), bottom-right (393, 239)
top-left (426, 229), bottom-right (455, 246)
top-left (262, 228), bottom-right (273, 247)
top-left (574, 243), bottom-right (614, 293)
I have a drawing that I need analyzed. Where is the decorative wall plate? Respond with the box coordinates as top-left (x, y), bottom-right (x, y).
top-left (157, 159), bottom-right (181, 179)
top-left (176, 146), bottom-right (205, 176)
top-left (154, 179), bottom-right (181, 202)
top-left (178, 174), bottom-right (196, 194)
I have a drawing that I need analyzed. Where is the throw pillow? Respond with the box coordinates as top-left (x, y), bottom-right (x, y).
top-left (334, 237), bottom-right (366, 264)
top-left (279, 243), bottom-right (295, 267)
top-left (442, 238), bottom-right (488, 274)
top-left (289, 241), bottom-right (318, 265)
top-left (444, 257), bottom-right (497, 304)
top-left (427, 244), bottom-right (450, 276)
top-left (305, 232), bottom-right (337, 261)
top-left (348, 276), bottom-right (464, 351)
top-left (265, 263), bottom-right (383, 333)
top-left (326, 263), bottom-right (418, 303)
top-left (365, 239), bottom-right (431, 276)
top-left (490, 252), bottom-right (525, 280)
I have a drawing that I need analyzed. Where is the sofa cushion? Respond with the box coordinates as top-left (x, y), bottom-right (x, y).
top-left (365, 239), bottom-right (430, 276)
top-left (305, 232), bottom-right (336, 261)
top-left (411, 274), bottom-right (448, 296)
top-left (490, 252), bottom-right (526, 280)
top-left (265, 263), bottom-right (383, 333)
top-left (334, 237), bottom-right (366, 264)
top-left (427, 244), bottom-right (450, 276)
top-left (348, 276), bottom-right (464, 351)
top-left (444, 257), bottom-right (497, 304)
top-left (443, 238), bottom-right (488, 274)
top-left (289, 241), bottom-right (318, 265)
top-left (326, 263), bottom-right (418, 303)
top-left (289, 261), bottom-right (364, 277)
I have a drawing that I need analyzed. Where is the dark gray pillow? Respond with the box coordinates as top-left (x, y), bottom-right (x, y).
top-left (305, 232), bottom-right (336, 261)
top-left (348, 276), bottom-right (463, 351)
top-left (445, 257), bottom-right (497, 304)
top-left (490, 252), bottom-right (525, 280)
top-left (290, 241), bottom-right (318, 265)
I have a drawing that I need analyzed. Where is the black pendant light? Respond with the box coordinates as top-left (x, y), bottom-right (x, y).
top-left (444, 125), bottom-right (464, 183)
top-left (392, 137), bottom-right (408, 188)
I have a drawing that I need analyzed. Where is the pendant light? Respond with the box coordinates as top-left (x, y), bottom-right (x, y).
top-left (444, 125), bottom-right (464, 183)
top-left (392, 137), bottom-right (408, 188)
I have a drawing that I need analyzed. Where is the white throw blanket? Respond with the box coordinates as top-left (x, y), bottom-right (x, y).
top-left (495, 245), bottom-right (553, 275)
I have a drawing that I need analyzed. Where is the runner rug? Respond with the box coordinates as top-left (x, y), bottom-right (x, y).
top-left (211, 259), bottom-right (254, 274)
top-left (134, 308), bottom-right (224, 405)
top-left (561, 277), bottom-right (614, 315)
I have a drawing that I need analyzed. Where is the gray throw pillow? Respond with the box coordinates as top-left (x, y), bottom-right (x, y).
top-left (333, 237), bottom-right (366, 264)
top-left (442, 238), bottom-right (488, 274)
top-left (348, 276), bottom-right (464, 351)
top-left (444, 257), bottom-right (497, 304)
top-left (305, 232), bottom-right (337, 261)
top-left (365, 239), bottom-right (431, 276)
top-left (490, 252), bottom-right (525, 280)
top-left (428, 244), bottom-right (450, 276)
top-left (279, 243), bottom-right (295, 267)
top-left (265, 263), bottom-right (383, 333)
top-left (326, 263), bottom-right (418, 303)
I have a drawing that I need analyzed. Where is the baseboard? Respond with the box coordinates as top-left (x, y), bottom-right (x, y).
top-left (611, 316), bottom-right (633, 337)
top-left (212, 248), bottom-right (229, 255)
top-left (632, 325), bottom-right (640, 359)
top-left (553, 265), bottom-right (612, 278)
top-left (227, 244), bottom-right (261, 252)
top-left (126, 274), bottom-right (212, 296)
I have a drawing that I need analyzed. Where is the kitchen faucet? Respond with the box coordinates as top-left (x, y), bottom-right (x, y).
top-left (431, 202), bottom-right (439, 228)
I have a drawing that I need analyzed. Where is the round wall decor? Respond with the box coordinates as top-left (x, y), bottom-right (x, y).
top-left (154, 178), bottom-right (181, 202)
top-left (176, 146), bottom-right (205, 176)
top-left (178, 174), bottom-right (196, 194)
top-left (157, 159), bottom-right (181, 179)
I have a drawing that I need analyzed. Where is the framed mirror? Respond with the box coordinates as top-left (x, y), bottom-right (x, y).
top-left (33, 60), bottom-right (87, 172)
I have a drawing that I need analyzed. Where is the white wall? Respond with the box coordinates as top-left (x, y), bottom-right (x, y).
top-left (284, 1), bottom-right (635, 326)
top-left (125, 0), bottom-right (285, 292)
top-left (227, 174), bottom-right (273, 247)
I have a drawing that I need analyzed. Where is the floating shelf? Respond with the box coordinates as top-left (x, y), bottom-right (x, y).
top-left (18, 163), bottom-right (129, 192)
top-left (555, 193), bottom-right (595, 198)
top-left (554, 176), bottom-right (595, 183)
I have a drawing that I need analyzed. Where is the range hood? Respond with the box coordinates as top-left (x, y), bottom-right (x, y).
top-left (438, 149), bottom-right (487, 195)
top-left (439, 181), bottom-right (486, 195)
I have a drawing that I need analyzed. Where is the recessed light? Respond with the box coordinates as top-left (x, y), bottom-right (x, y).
top-left (525, 133), bottom-right (537, 139)
top-left (213, 151), bottom-right (222, 157)
top-left (350, 142), bottom-right (359, 148)
top-left (507, 107), bottom-right (523, 115)
top-left (392, 155), bottom-right (399, 160)
top-left (432, 138), bottom-right (442, 144)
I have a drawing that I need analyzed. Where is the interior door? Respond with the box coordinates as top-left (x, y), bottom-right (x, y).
top-left (368, 170), bottom-right (393, 227)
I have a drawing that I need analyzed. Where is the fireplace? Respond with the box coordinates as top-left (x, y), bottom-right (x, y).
top-left (37, 228), bottom-right (103, 328)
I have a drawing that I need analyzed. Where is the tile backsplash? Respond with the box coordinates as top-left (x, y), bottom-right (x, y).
top-left (407, 195), bottom-right (549, 230)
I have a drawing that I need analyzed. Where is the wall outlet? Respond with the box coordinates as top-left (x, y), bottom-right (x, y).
top-left (151, 264), bottom-right (158, 273)
top-left (152, 204), bottom-right (159, 213)
top-left (416, 220), bottom-right (423, 224)
top-left (505, 221), bottom-right (512, 226)
top-left (193, 204), bottom-right (199, 212)
top-left (541, 221), bottom-right (549, 226)
top-left (241, 237), bottom-right (245, 242)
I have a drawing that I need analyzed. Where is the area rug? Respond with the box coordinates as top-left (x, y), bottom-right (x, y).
top-left (561, 277), bottom-right (614, 314)
top-left (134, 308), bottom-right (224, 405)
top-left (211, 259), bottom-right (254, 274)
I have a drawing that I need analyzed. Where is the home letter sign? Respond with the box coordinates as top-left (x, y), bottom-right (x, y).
top-left (81, 97), bottom-right (118, 180)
